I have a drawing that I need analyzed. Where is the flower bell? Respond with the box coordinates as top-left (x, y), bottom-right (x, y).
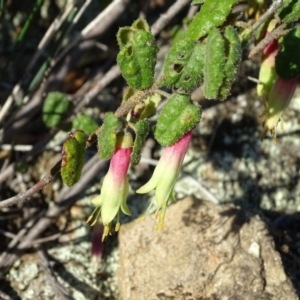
top-left (257, 36), bottom-right (279, 100)
top-left (258, 31), bottom-right (298, 138)
top-left (87, 132), bottom-right (133, 240)
top-left (261, 76), bottom-right (298, 139)
top-left (136, 130), bottom-right (192, 229)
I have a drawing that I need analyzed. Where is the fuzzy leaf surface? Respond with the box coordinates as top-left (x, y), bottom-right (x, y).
top-left (186, 0), bottom-right (236, 41)
top-left (161, 38), bottom-right (205, 94)
top-left (155, 94), bottom-right (201, 146)
top-left (278, 0), bottom-right (300, 22)
top-left (43, 92), bottom-right (70, 128)
top-left (218, 26), bottom-right (242, 100)
top-left (98, 113), bottom-right (122, 160)
top-left (203, 28), bottom-right (225, 99)
top-left (131, 120), bottom-right (150, 166)
top-left (61, 130), bottom-right (86, 187)
top-left (73, 114), bottom-right (98, 135)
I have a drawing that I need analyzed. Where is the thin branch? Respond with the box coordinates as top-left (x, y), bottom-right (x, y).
top-left (0, 155), bottom-right (106, 275)
top-left (251, 0), bottom-right (283, 32)
top-left (151, 0), bottom-right (191, 36)
top-left (0, 144), bottom-right (62, 152)
top-left (155, 89), bottom-right (172, 99)
top-left (114, 82), bottom-right (158, 118)
top-left (182, 173), bottom-right (220, 204)
top-left (249, 23), bottom-right (290, 58)
top-left (0, 2), bottom-right (75, 123)
top-left (37, 248), bottom-right (73, 300)
top-left (53, 0), bottom-right (131, 67)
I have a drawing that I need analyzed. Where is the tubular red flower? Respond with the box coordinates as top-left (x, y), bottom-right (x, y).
top-left (87, 134), bottom-right (133, 240)
top-left (262, 76), bottom-right (298, 138)
top-left (137, 131), bottom-right (192, 229)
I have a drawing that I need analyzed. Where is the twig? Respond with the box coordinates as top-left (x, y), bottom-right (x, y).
top-left (37, 248), bottom-right (73, 300)
top-left (114, 82), bottom-right (158, 118)
top-left (54, 0), bottom-right (131, 67)
top-left (151, 0), bottom-right (191, 36)
top-left (249, 23), bottom-right (290, 58)
top-left (0, 144), bottom-right (62, 152)
top-left (0, 2), bottom-right (74, 123)
top-left (0, 290), bottom-right (13, 300)
top-left (59, 0), bottom-right (93, 47)
top-left (155, 89), bottom-right (172, 99)
top-left (251, 0), bottom-right (283, 32)
top-left (0, 161), bottom-right (61, 208)
top-left (0, 155), bottom-right (106, 275)
top-left (247, 76), bottom-right (261, 84)
top-left (183, 173), bottom-right (220, 204)
top-left (0, 208), bottom-right (46, 265)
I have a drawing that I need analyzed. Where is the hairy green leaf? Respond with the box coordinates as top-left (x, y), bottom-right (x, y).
top-left (278, 0), bottom-right (300, 23)
top-left (218, 26), bottom-right (242, 100)
top-left (43, 92), bottom-right (70, 128)
top-left (155, 94), bottom-right (201, 146)
top-left (186, 0), bottom-right (236, 41)
top-left (131, 120), bottom-right (150, 166)
top-left (61, 130), bottom-right (87, 187)
top-left (160, 38), bottom-right (205, 94)
top-left (203, 28), bottom-right (225, 99)
top-left (98, 113), bottom-right (122, 160)
top-left (117, 19), bottom-right (157, 90)
top-left (73, 114), bottom-right (98, 135)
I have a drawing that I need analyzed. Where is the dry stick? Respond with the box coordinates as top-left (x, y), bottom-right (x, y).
top-left (54, 0), bottom-right (131, 67)
top-left (0, 62), bottom-right (119, 184)
top-left (0, 2), bottom-right (75, 124)
top-left (0, 155), bottom-right (107, 275)
top-left (0, 208), bottom-right (46, 271)
top-left (0, 0), bottom-right (130, 141)
top-left (37, 248), bottom-right (73, 300)
top-left (0, 290), bottom-right (12, 300)
top-left (249, 23), bottom-right (290, 58)
top-left (151, 0), bottom-right (190, 37)
top-left (0, 161), bottom-right (61, 208)
top-left (0, 0), bottom-right (190, 207)
top-left (251, 0), bottom-right (283, 32)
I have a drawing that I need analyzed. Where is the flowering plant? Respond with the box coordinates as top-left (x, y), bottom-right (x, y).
top-left (2, 0), bottom-right (300, 243)
top-left (56, 1), bottom-right (300, 238)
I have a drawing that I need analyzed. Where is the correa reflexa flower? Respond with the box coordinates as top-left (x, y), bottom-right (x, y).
top-left (136, 130), bottom-right (192, 229)
top-left (257, 21), bottom-right (299, 139)
top-left (87, 133), bottom-right (132, 240)
top-left (261, 76), bottom-right (298, 139)
top-left (257, 34), bottom-right (279, 100)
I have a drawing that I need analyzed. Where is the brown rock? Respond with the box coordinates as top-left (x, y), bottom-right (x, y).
top-left (118, 197), bottom-right (297, 300)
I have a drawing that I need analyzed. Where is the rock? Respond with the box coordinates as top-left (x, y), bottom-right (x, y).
top-left (118, 197), bottom-right (297, 300)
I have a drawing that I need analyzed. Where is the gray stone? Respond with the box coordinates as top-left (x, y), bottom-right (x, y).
top-left (118, 197), bottom-right (297, 300)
